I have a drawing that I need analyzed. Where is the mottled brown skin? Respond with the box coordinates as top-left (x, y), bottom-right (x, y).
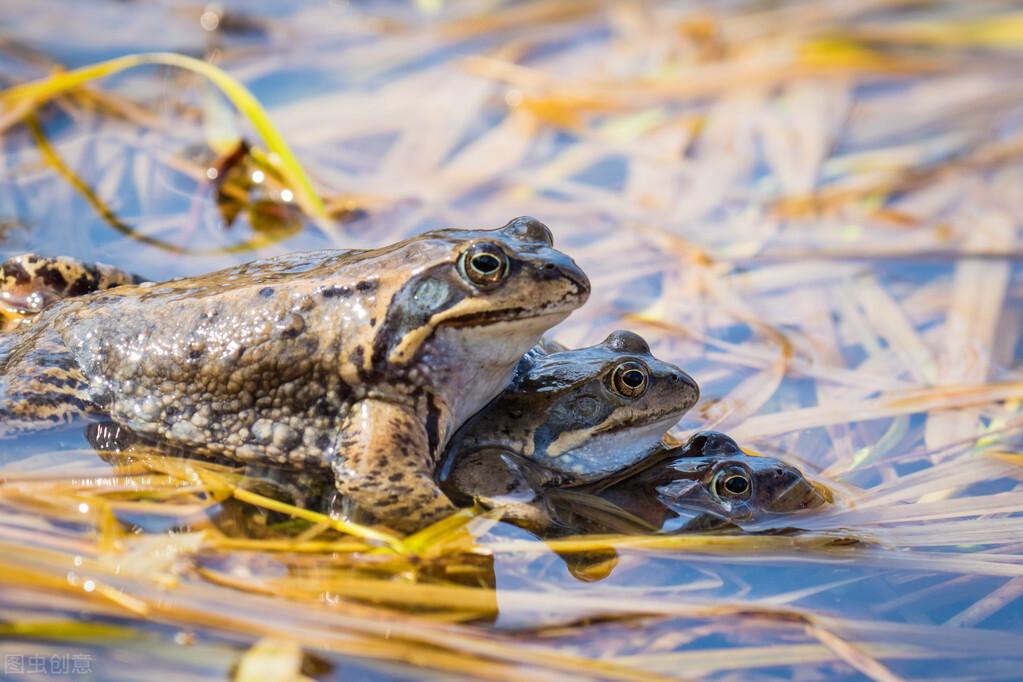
top-left (0, 254), bottom-right (143, 331)
top-left (0, 217), bottom-right (590, 532)
top-left (438, 331), bottom-right (699, 530)
top-left (550, 431), bottom-right (828, 534)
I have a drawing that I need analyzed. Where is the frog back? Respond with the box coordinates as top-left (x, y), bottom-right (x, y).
top-left (15, 246), bottom-right (446, 465)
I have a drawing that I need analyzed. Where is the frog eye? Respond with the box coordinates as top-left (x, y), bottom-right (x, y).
top-left (712, 466), bottom-right (753, 500)
top-left (458, 242), bottom-right (509, 288)
top-left (610, 361), bottom-right (648, 398)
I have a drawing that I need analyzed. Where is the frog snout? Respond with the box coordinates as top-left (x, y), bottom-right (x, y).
top-left (539, 254), bottom-right (590, 296)
top-left (767, 469), bottom-right (827, 512)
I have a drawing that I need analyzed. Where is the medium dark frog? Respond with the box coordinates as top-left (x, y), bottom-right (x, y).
top-left (438, 330), bottom-right (699, 528)
top-left (0, 217), bottom-right (589, 532)
top-left (551, 431), bottom-right (829, 534)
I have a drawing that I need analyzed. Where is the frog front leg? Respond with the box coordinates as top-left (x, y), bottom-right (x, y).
top-left (440, 450), bottom-right (557, 533)
top-left (331, 399), bottom-right (457, 533)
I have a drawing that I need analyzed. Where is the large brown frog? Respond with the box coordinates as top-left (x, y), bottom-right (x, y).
top-left (0, 217), bottom-right (589, 532)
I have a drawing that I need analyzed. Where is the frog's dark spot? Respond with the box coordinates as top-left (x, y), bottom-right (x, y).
top-left (313, 397), bottom-right (335, 417)
top-left (165, 405), bottom-right (178, 416)
top-left (392, 432), bottom-right (415, 450)
top-left (321, 285), bottom-right (352, 299)
top-left (355, 280), bottom-right (377, 293)
top-left (280, 314), bottom-right (305, 338)
top-left (376, 455), bottom-right (389, 468)
top-left (74, 273), bottom-right (106, 296)
top-left (368, 317), bottom-right (376, 326)
top-left (388, 472), bottom-right (404, 482)
top-left (425, 397), bottom-right (441, 458)
top-left (315, 433), bottom-right (332, 450)
top-left (258, 286), bottom-right (275, 298)
top-left (348, 345), bottom-right (364, 368)
top-left (38, 393), bottom-right (90, 412)
top-left (36, 265), bottom-right (68, 291)
top-left (4, 261), bottom-right (31, 284)
top-left (188, 348), bottom-right (203, 360)
top-left (33, 373), bottom-right (77, 389)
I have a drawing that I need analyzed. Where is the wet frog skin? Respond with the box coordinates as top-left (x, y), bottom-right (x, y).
top-left (554, 431), bottom-right (828, 534)
top-left (0, 217), bottom-right (590, 532)
top-left (438, 330), bottom-right (699, 528)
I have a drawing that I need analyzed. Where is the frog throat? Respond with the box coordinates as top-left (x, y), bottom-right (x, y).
top-left (532, 413), bottom-right (682, 480)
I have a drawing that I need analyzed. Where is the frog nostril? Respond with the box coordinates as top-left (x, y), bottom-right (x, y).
top-left (670, 373), bottom-right (680, 382)
top-left (543, 263), bottom-right (556, 271)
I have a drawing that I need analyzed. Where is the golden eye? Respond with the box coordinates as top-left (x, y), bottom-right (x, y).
top-left (713, 467), bottom-right (752, 499)
top-left (458, 243), bottom-right (508, 288)
top-left (611, 361), bottom-right (648, 398)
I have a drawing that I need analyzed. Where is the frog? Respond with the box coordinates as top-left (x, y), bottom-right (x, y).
top-left (0, 253), bottom-right (143, 330)
top-left (437, 330), bottom-right (700, 529)
top-left (548, 431), bottom-right (829, 534)
top-left (0, 216), bottom-right (590, 532)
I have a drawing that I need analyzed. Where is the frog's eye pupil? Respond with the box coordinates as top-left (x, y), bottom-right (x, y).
top-left (471, 254), bottom-right (500, 274)
top-left (724, 475), bottom-right (749, 495)
top-left (611, 362), bottom-right (647, 398)
top-left (622, 369), bottom-right (644, 388)
top-left (713, 467), bottom-right (752, 500)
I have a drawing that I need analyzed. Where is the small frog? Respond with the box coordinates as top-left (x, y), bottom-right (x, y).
top-left (551, 431), bottom-right (828, 534)
top-left (0, 217), bottom-right (590, 532)
top-left (438, 330), bottom-right (699, 528)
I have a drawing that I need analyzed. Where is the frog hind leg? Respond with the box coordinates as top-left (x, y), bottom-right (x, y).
top-left (331, 399), bottom-right (457, 534)
top-left (0, 329), bottom-right (99, 437)
top-left (0, 254), bottom-right (145, 329)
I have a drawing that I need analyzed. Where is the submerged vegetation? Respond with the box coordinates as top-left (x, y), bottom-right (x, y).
top-left (1, 0), bottom-right (1023, 678)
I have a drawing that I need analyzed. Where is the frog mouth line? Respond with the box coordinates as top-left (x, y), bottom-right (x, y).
top-left (445, 304), bottom-right (576, 328)
top-left (592, 407), bottom-right (686, 435)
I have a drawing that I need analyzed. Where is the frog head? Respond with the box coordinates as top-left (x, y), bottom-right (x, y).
top-left (377, 216), bottom-right (589, 369)
top-left (639, 432), bottom-right (828, 531)
top-left (371, 216), bottom-right (590, 432)
top-left (445, 330), bottom-right (699, 485)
